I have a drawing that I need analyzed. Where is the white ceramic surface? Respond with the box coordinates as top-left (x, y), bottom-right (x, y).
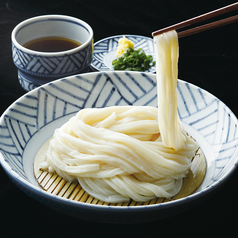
top-left (0, 71), bottom-right (237, 223)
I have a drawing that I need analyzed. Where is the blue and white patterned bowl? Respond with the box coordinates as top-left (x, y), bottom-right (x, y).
top-left (11, 15), bottom-right (93, 91)
top-left (0, 71), bottom-right (237, 223)
top-left (91, 35), bottom-right (156, 72)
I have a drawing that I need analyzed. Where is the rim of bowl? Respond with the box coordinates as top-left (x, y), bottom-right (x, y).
top-left (1, 71), bottom-right (238, 213)
top-left (11, 14), bottom-right (94, 57)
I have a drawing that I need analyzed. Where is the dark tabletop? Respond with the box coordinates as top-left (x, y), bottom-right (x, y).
top-left (1, 0), bottom-right (238, 236)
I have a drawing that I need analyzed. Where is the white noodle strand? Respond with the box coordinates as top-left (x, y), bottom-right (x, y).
top-left (41, 31), bottom-right (199, 202)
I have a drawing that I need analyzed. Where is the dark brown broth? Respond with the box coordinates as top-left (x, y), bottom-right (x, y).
top-left (23, 37), bottom-right (82, 52)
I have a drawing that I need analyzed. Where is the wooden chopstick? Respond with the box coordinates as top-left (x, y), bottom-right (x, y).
top-left (152, 2), bottom-right (238, 37)
top-left (177, 14), bottom-right (238, 38)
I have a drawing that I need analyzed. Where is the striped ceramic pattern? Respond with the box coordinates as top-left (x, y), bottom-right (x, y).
top-left (18, 71), bottom-right (39, 91)
top-left (12, 43), bottom-right (93, 78)
top-left (0, 71), bottom-right (237, 191)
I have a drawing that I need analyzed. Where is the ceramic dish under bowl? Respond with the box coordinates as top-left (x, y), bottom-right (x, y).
top-left (0, 71), bottom-right (237, 223)
top-left (91, 35), bottom-right (156, 72)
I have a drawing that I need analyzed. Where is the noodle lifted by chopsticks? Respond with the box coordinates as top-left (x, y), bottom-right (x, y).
top-left (40, 31), bottom-right (199, 203)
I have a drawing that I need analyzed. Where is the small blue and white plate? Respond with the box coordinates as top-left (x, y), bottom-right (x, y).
top-left (91, 35), bottom-right (156, 72)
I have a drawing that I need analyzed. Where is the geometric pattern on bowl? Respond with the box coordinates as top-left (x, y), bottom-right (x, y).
top-left (0, 71), bottom-right (237, 211)
top-left (12, 43), bottom-right (93, 78)
top-left (0, 71), bottom-right (238, 222)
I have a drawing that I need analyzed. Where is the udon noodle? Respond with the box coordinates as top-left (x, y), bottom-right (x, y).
top-left (40, 30), bottom-right (199, 203)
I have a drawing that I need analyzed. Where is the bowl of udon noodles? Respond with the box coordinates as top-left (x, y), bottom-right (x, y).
top-left (1, 31), bottom-right (238, 223)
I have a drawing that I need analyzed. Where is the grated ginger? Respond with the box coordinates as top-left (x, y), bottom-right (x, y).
top-left (116, 35), bottom-right (134, 58)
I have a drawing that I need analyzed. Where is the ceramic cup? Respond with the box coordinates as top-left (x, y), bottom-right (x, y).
top-left (11, 15), bottom-right (93, 91)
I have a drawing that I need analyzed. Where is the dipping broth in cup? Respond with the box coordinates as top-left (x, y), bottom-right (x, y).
top-left (23, 37), bottom-right (82, 52)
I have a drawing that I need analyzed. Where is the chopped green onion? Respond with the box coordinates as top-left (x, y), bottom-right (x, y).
top-left (112, 47), bottom-right (156, 71)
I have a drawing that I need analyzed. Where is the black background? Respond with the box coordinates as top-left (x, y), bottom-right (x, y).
top-left (0, 0), bottom-right (238, 236)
